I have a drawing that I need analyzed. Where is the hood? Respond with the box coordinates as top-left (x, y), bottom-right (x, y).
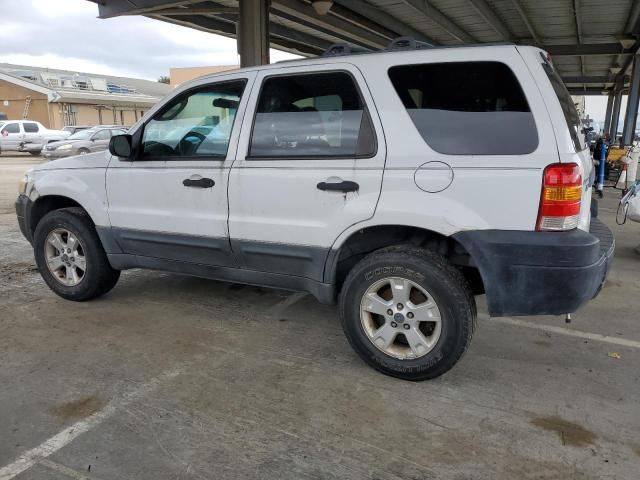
top-left (35, 150), bottom-right (112, 171)
top-left (46, 139), bottom-right (75, 149)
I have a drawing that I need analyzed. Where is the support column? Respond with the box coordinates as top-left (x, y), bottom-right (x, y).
top-left (622, 55), bottom-right (640, 146)
top-left (238, 0), bottom-right (270, 68)
top-left (603, 93), bottom-right (614, 136)
top-left (609, 78), bottom-right (624, 142)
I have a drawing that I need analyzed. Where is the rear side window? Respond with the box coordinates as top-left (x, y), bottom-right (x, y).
top-left (388, 62), bottom-right (538, 155)
top-left (542, 59), bottom-right (585, 152)
top-left (249, 71), bottom-right (376, 158)
top-left (2, 123), bottom-right (20, 134)
top-left (23, 122), bottom-right (39, 133)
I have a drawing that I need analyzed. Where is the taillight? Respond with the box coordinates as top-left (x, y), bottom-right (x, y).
top-left (536, 163), bottom-right (582, 231)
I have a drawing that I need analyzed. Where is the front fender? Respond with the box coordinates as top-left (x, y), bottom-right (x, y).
top-left (30, 168), bottom-right (109, 227)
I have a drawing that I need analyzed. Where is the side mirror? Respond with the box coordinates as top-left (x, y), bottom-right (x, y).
top-left (109, 134), bottom-right (133, 158)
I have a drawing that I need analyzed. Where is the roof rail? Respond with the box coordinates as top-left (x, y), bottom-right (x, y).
top-left (321, 42), bottom-right (370, 57)
top-left (385, 36), bottom-right (431, 51)
top-left (320, 38), bottom-right (516, 59)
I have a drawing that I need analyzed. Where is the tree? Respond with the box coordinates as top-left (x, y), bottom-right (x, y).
top-left (157, 75), bottom-right (170, 84)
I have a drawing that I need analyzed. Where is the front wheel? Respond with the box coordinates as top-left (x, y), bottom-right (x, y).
top-left (339, 246), bottom-right (476, 380)
top-left (33, 207), bottom-right (120, 301)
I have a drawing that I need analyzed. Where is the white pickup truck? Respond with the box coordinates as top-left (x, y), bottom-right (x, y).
top-left (0, 120), bottom-right (70, 155)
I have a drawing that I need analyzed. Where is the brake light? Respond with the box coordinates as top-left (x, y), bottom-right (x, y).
top-left (536, 163), bottom-right (582, 231)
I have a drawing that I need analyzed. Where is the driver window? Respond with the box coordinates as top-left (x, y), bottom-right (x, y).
top-left (142, 80), bottom-right (246, 158)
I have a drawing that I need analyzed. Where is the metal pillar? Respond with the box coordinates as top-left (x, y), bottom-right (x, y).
top-left (238, 0), bottom-right (270, 68)
top-left (622, 55), bottom-right (640, 146)
top-left (609, 78), bottom-right (624, 142)
top-left (603, 93), bottom-right (614, 136)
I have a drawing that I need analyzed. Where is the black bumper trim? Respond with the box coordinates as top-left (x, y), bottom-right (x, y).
top-left (453, 218), bottom-right (614, 317)
top-left (15, 194), bottom-right (33, 244)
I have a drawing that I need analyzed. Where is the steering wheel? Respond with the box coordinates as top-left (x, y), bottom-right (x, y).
top-left (177, 130), bottom-right (206, 155)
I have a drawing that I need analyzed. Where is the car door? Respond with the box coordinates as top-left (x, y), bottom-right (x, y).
top-left (106, 72), bottom-right (255, 267)
top-left (89, 129), bottom-right (111, 152)
top-left (228, 64), bottom-right (385, 281)
top-left (22, 121), bottom-right (44, 150)
top-left (1, 122), bottom-right (24, 151)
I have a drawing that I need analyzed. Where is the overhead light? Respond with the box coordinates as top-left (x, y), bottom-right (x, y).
top-left (610, 67), bottom-right (622, 75)
top-left (312, 0), bottom-right (333, 15)
top-left (619, 38), bottom-right (636, 49)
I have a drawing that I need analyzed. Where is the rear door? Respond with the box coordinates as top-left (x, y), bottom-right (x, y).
top-left (0, 122), bottom-right (24, 151)
top-left (22, 121), bottom-right (44, 150)
top-left (228, 63), bottom-right (385, 281)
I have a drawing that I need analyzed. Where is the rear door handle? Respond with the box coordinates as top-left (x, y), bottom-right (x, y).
top-left (317, 179), bottom-right (359, 193)
top-left (183, 177), bottom-right (215, 188)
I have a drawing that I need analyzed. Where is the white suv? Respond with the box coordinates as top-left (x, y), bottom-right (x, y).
top-left (0, 120), bottom-right (70, 155)
top-left (15, 45), bottom-right (614, 380)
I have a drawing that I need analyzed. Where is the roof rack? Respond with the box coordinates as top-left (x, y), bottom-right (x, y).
top-left (385, 36), bottom-right (431, 51)
top-left (321, 42), bottom-right (370, 57)
top-left (321, 37), bottom-right (515, 58)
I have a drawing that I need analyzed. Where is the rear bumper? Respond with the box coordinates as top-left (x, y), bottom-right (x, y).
top-left (453, 218), bottom-right (614, 317)
top-left (15, 194), bottom-right (33, 244)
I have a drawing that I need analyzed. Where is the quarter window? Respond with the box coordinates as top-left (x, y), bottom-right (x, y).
top-left (142, 80), bottom-right (246, 158)
top-left (23, 122), bottom-right (39, 133)
top-left (249, 71), bottom-right (376, 158)
top-left (388, 62), bottom-right (538, 155)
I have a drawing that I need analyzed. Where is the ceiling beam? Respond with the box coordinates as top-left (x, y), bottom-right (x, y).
top-left (544, 43), bottom-right (634, 56)
top-left (562, 75), bottom-right (612, 84)
top-left (566, 88), bottom-right (611, 95)
top-left (271, 10), bottom-right (375, 50)
top-left (150, 7), bottom-right (239, 15)
top-left (153, 14), bottom-right (325, 57)
top-left (324, 3), bottom-right (401, 42)
top-left (271, 0), bottom-right (389, 49)
top-left (97, 0), bottom-right (201, 18)
top-left (624, 0), bottom-right (640, 35)
top-left (467, 0), bottom-right (512, 41)
top-left (334, 0), bottom-right (437, 45)
top-left (400, 0), bottom-right (474, 43)
top-left (509, 0), bottom-right (540, 45)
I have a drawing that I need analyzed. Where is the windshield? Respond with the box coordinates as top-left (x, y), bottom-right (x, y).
top-left (68, 129), bottom-right (97, 140)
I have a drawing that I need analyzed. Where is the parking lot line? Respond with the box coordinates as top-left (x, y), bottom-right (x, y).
top-left (490, 316), bottom-right (640, 349)
top-left (38, 458), bottom-right (102, 480)
top-left (0, 368), bottom-right (183, 480)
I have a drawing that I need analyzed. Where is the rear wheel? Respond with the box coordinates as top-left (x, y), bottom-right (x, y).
top-left (33, 207), bottom-right (120, 301)
top-left (339, 246), bottom-right (476, 380)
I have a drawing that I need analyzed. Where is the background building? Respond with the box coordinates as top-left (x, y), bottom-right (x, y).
top-left (169, 65), bottom-right (238, 88)
top-left (0, 63), bottom-right (171, 128)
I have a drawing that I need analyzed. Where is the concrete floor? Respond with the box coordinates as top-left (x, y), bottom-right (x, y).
top-left (1, 154), bottom-right (639, 480)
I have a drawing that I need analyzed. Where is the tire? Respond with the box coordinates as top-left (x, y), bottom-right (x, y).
top-left (339, 246), bottom-right (476, 381)
top-left (33, 207), bottom-right (120, 301)
top-left (78, 148), bottom-right (89, 155)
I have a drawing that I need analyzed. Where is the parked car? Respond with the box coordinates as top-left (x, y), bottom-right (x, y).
top-left (62, 125), bottom-right (92, 135)
top-left (0, 120), bottom-right (70, 155)
top-left (44, 126), bottom-right (128, 159)
top-left (15, 45), bottom-right (614, 380)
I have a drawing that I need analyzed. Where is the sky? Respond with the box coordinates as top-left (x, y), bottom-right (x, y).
top-left (0, 0), bottom-right (625, 128)
top-left (0, 0), bottom-right (298, 81)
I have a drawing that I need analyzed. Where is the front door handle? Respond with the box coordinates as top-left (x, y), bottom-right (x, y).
top-left (317, 179), bottom-right (359, 193)
top-left (183, 177), bottom-right (215, 188)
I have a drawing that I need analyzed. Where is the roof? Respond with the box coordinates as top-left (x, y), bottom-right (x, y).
top-left (90, 0), bottom-right (640, 95)
top-left (0, 63), bottom-right (171, 105)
